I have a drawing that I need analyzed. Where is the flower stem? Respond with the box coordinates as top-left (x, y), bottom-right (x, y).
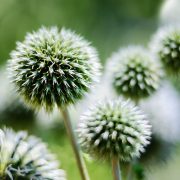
top-left (60, 107), bottom-right (90, 180)
top-left (111, 156), bottom-right (121, 180)
top-left (127, 163), bottom-right (133, 180)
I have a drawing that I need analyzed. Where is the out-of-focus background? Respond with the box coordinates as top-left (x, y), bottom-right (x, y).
top-left (0, 0), bottom-right (180, 179)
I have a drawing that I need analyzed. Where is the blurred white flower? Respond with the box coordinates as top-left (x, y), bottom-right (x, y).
top-left (160, 0), bottom-right (180, 24)
top-left (0, 69), bottom-right (13, 109)
top-left (141, 81), bottom-right (180, 142)
top-left (0, 68), bottom-right (35, 123)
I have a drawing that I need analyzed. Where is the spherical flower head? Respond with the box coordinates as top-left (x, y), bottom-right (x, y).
top-left (0, 128), bottom-right (66, 179)
top-left (78, 99), bottom-right (151, 162)
top-left (150, 25), bottom-right (180, 74)
top-left (8, 26), bottom-right (101, 111)
top-left (108, 46), bottom-right (162, 101)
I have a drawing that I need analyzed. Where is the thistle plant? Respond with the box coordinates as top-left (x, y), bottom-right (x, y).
top-left (107, 46), bottom-right (162, 102)
top-left (150, 25), bottom-right (180, 75)
top-left (0, 128), bottom-right (66, 180)
top-left (78, 99), bottom-right (151, 180)
top-left (8, 26), bottom-right (100, 111)
top-left (8, 26), bottom-right (101, 180)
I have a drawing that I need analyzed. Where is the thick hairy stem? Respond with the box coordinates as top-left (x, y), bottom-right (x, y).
top-left (60, 108), bottom-right (90, 180)
top-left (111, 156), bottom-right (121, 180)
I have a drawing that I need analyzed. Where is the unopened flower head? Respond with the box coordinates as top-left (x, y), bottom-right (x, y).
top-left (150, 25), bottom-right (180, 74)
top-left (78, 99), bottom-right (151, 161)
top-left (0, 128), bottom-right (66, 180)
top-left (8, 26), bottom-right (101, 111)
top-left (108, 46), bottom-right (162, 101)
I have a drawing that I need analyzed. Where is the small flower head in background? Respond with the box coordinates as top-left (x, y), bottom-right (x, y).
top-left (107, 46), bottom-right (162, 101)
top-left (8, 26), bottom-right (101, 111)
top-left (139, 82), bottom-right (180, 164)
top-left (141, 81), bottom-right (180, 143)
top-left (150, 25), bottom-right (180, 75)
top-left (78, 99), bottom-right (151, 161)
top-left (160, 0), bottom-right (180, 25)
top-left (0, 128), bottom-right (66, 180)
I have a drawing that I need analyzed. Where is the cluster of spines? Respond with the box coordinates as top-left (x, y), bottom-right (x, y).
top-left (78, 99), bottom-right (151, 161)
top-left (108, 46), bottom-right (162, 100)
top-left (0, 128), bottom-right (66, 180)
top-left (8, 27), bottom-right (101, 111)
top-left (150, 25), bottom-right (180, 74)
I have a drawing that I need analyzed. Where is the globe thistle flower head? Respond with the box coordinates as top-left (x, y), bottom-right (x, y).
top-left (78, 99), bottom-right (151, 162)
top-left (108, 46), bottom-right (162, 101)
top-left (8, 26), bottom-right (101, 111)
top-left (150, 25), bottom-right (180, 74)
top-left (0, 128), bottom-right (66, 179)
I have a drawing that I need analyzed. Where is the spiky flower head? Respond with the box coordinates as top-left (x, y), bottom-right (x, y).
top-left (0, 128), bottom-right (66, 180)
top-left (108, 46), bottom-right (162, 101)
top-left (78, 99), bottom-right (151, 161)
top-left (8, 26), bottom-right (101, 111)
top-left (150, 25), bottom-right (180, 74)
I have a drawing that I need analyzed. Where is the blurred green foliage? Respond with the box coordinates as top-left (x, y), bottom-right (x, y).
top-left (3, 1), bottom-right (180, 180)
top-left (0, 0), bottom-right (162, 66)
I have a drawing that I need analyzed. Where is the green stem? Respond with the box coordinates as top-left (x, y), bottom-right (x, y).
top-left (127, 163), bottom-right (133, 180)
top-left (111, 156), bottom-right (121, 180)
top-left (60, 107), bottom-right (90, 180)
